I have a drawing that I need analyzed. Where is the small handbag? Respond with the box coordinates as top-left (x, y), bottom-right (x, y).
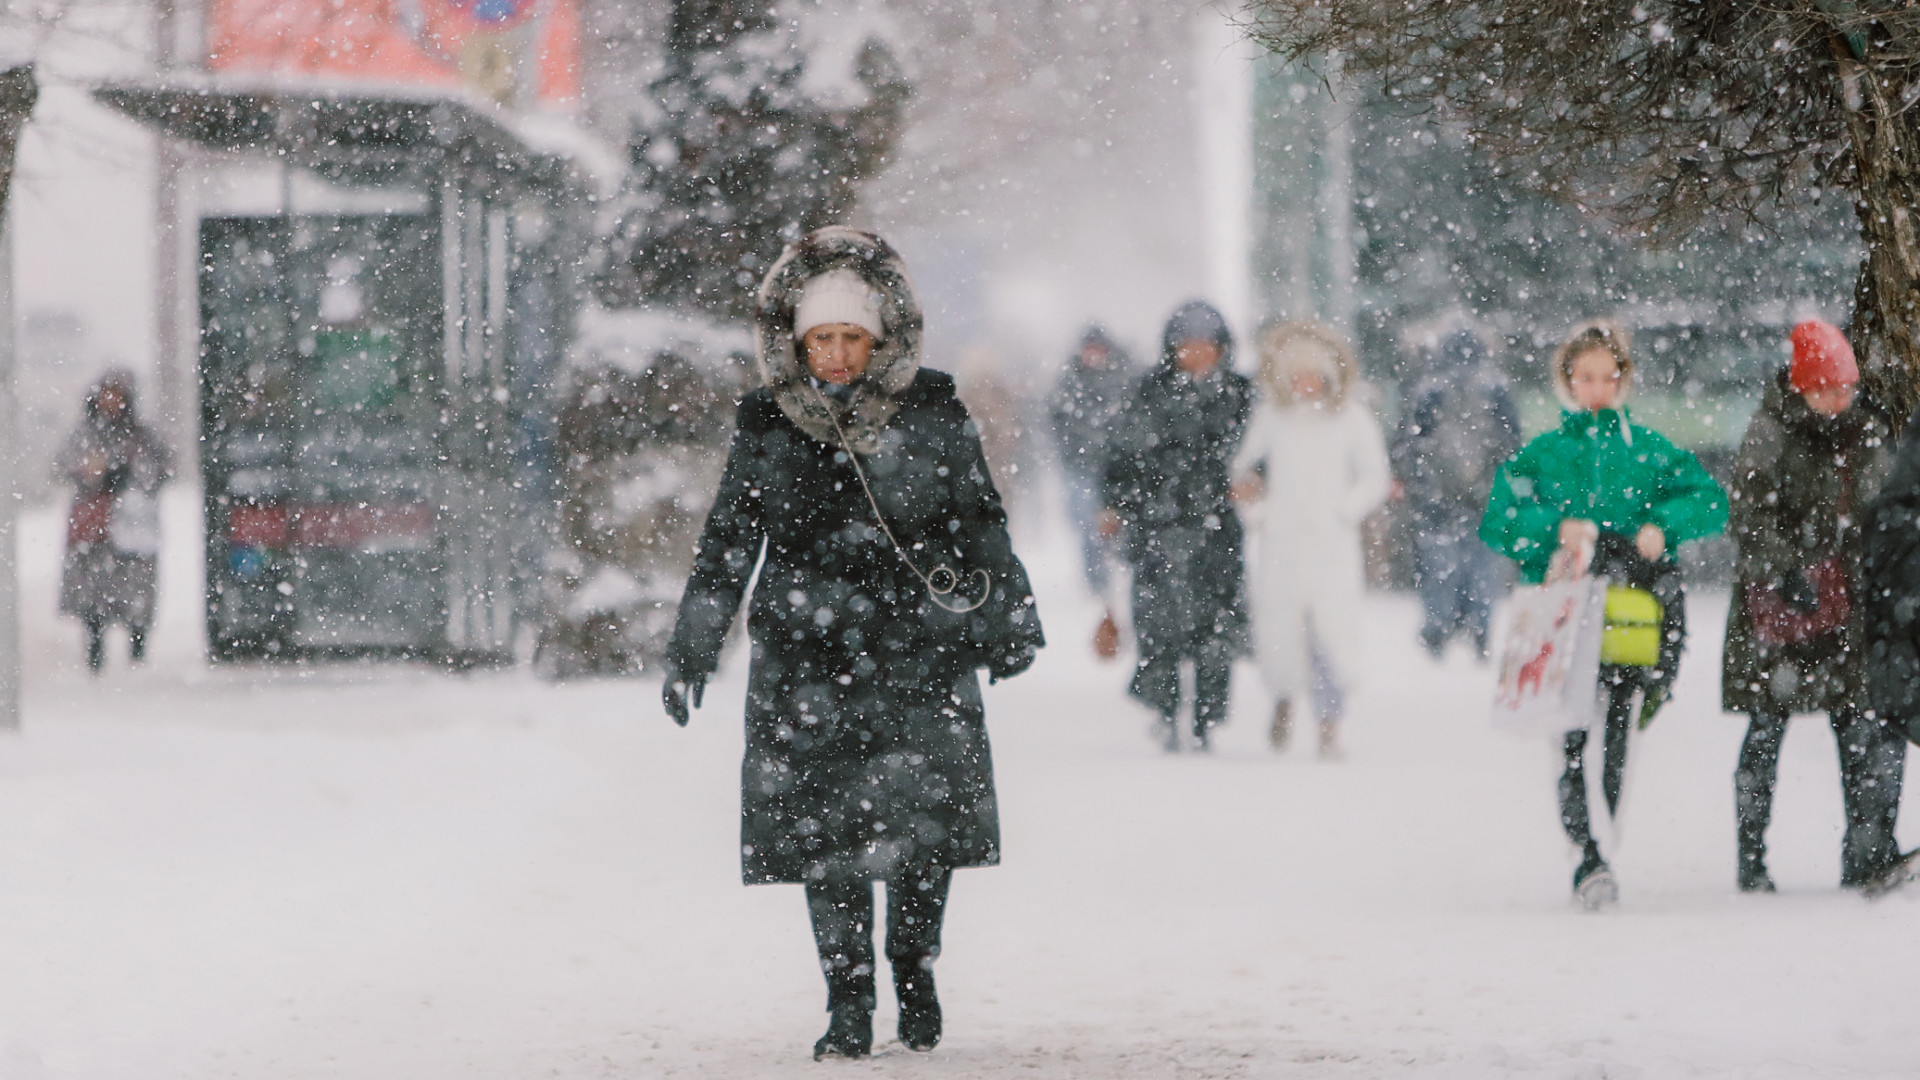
top-left (1092, 609), bottom-right (1121, 661)
top-left (1745, 558), bottom-right (1850, 647)
top-left (66, 492), bottom-right (113, 546)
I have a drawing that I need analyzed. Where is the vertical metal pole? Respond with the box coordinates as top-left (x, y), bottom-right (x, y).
top-left (0, 225), bottom-right (21, 730)
top-left (153, 0), bottom-right (188, 453)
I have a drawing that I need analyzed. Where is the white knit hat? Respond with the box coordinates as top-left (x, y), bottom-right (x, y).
top-left (793, 269), bottom-right (885, 341)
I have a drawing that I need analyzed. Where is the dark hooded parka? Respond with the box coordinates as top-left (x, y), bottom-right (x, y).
top-left (667, 228), bottom-right (1044, 886)
top-left (1723, 370), bottom-right (1894, 717)
top-left (1865, 412), bottom-right (1920, 738)
top-left (1101, 303), bottom-right (1255, 707)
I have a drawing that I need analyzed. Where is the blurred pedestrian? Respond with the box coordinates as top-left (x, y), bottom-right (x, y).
top-left (1482, 319), bottom-right (1726, 909)
top-left (1863, 395), bottom-right (1920, 897)
top-left (1048, 326), bottom-right (1134, 610)
top-left (1102, 301), bottom-right (1253, 751)
top-left (1230, 321), bottom-right (1390, 758)
top-left (58, 370), bottom-right (172, 673)
top-left (663, 228), bottom-right (1043, 1060)
top-left (1392, 325), bottom-right (1521, 660)
top-left (1723, 319), bottom-right (1901, 892)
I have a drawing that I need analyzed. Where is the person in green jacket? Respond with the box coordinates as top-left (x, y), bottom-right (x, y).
top-left (1481, 319), bottom-right (1728, 909)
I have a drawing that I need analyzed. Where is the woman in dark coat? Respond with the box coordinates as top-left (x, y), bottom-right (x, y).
top-left (1723, 320), bottom-right (1900, 892)
top-left (58, 370), bottom-right (173, 672)
top-left (664, 228), bottom-right (1043, 1060)
top-left (1101, 301), bottom-right (1253, 750)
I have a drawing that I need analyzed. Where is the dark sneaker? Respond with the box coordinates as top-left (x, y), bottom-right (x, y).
top-left (894, 959), bottom-right (941, 1052)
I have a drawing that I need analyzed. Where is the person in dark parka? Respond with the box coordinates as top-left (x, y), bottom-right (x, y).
top-left (1392, 325), bottom-right (1521, 659)
top-left (663, 228), bottom-right (1043, 1060)
top-left (1101, 301), bottom-right (1253, 750)
top-left (1723, 321), bottom-right (1900, 892)
top-left (1048, 325), bottom-right (1135, 598)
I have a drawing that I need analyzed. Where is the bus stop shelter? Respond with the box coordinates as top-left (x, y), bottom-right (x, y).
top-left (95, 83), bottom-right (583, 663)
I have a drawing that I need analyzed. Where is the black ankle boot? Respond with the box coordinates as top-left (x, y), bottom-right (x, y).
top-left (813, 975), bottom-right (874, 1060)
top-left (894, 957), bottom-right (941, 1052)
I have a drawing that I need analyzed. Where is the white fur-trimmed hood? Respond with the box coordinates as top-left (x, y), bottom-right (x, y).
top-left (753, 228), bottom-right (924, 453)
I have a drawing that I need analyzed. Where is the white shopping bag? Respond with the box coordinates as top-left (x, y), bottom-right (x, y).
top-left (1491, 576), bottom-right (1606, 736)
top-left (109, 488), bottom-right (162, 556)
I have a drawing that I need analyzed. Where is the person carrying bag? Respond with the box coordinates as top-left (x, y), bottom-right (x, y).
top-left (1722, 320), bottom-right (1901, 893)
top-left (1482, 319), bottom-right (1726, 910)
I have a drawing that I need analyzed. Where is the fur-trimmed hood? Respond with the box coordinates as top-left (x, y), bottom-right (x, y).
top-left (754, 227), bottom-right (924, 453)
top-left (1549, 329), bottom-right (1636, 412)
top-left (1258, 320), bottom-right (1357, 408)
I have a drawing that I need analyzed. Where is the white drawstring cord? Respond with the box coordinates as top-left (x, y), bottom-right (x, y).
top-left (808, 382), bottom-right (990, 614)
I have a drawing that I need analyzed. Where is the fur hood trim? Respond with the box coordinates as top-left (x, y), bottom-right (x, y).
top-left (1549, 321), bottom-right (1636, 412)
top-left (1258, 320), bottom-right (1357, 408)
top-left (754, 228), bottom-right (923, 453)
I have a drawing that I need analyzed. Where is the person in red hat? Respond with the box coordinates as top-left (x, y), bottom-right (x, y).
top-left (1722, 318), bottom-right (1905, 892)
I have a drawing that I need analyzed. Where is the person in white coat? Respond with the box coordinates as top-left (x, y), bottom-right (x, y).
top-left (1231, 321), bottom-right (1391, 757)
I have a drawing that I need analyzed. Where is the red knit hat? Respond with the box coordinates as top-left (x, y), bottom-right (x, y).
top-left (1790, 320), bottom-right (1859, 392)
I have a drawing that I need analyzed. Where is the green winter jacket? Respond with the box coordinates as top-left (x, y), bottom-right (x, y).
top-left (1481, 407), bottom-right (1728, 584)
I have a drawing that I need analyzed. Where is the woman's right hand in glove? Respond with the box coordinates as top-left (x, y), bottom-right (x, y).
top-left (662, 670), bottom-right (706, 727)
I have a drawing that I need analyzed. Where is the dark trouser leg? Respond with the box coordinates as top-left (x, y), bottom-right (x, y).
top-left (84, 616), bottom-right (106, 674)
top-left (1735, 710), bottom-right (1787, 879)
top-left (1414, 536), bottom-right (1458, 650)
top-left (128, 624), bottom-right (148, 663)
top-left (884, 865), bottom-right (951, 964)
top-left (1834, 710), bottom-right (1908, 886)
top-left (1560, 728), bottom-right (1593, 850)
top-left (1462, 543), bottom-right (1499, 654)
top-left (805, 876), bottom-right (876, 1011)
top-left (887, 865), bottom-right (950, 1050)
top-left (1193, 643), bottom-right (1233, 735)
top-left (1129, 648), bottom-right (1181, 721)
top-left (1599, 676), bottom-right (1637, 820)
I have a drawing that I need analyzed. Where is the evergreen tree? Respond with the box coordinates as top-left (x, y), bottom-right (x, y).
top-left (596, 0), bottom-right (908, 322)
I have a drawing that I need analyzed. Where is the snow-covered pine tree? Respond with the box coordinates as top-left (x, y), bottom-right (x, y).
top-left (596, 0), bottom-right (908, 322)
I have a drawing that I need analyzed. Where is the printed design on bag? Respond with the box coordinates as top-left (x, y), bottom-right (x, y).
top-left (1496, 592), bottom-right (1580, 709)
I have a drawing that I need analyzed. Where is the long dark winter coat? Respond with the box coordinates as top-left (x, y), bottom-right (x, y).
top-left (1102, 313), bottom-right (1254, 660)
top-left (1723, 371), bottom-right (1893, 717)
top-left (668, 229), bottom-right (1044, 886)
top-left (58, 373), bottom-right (173, 627)
top-left (1864, 412), bottom-right (1920, 739)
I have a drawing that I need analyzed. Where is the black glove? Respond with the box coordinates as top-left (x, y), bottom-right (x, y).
top-left (987, 645), bottom-right (1037, 684)
top-left (662, 670), bottom-right (706, 727)
top-left (1778, 568), bottom-right (1820, 614)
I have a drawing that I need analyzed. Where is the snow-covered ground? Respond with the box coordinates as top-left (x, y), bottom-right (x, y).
top-left (1, 488), bottom-right (1915, 1078)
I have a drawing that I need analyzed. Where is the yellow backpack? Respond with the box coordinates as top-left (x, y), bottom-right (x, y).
top-left (1601, 585), bottom-right (1663, 667)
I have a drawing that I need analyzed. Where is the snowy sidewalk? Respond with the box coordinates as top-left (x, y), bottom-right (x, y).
top-left (0, 495), bottom-right (1915, 1078)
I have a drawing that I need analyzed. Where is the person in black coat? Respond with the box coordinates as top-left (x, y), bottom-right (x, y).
top-left (1100, 301), bottom-right (1253, 750)
top-left (1860, 405), bottom-right (1920, 894)
top-left (663, 228), bottom-right (1044, 1059)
